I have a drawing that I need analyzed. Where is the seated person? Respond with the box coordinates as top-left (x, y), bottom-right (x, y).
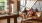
top-left (19, 10), bottom-right (26, 19)
top-left (27, 8), bottom-right (39, 19)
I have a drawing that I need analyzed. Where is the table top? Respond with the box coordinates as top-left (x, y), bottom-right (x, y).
top-left (0, 14), bottom-right (19, 20)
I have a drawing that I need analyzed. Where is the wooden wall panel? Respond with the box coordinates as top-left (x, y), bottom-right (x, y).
top-left (12, 0), bottom-right (17, 14)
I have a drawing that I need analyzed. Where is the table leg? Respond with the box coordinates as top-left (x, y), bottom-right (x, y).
top-left (7, 18), bottom-right (10, 23)
top-left (14, 17), bottom-right (17, 23)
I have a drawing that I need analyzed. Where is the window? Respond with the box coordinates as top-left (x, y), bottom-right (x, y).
top-left (0, 0), bottom-right (5, 10)
top-left (0, 0), bottom-right (7, 11)
top-left (0, 0), bottom-right (7, 14)
top-left (32, 1), bottom-right (42, 12)
top-left (20, 0), bottom-right (42, 12)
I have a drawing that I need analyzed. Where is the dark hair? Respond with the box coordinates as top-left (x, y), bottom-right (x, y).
top-left (36, 8), bottom-right (38, 12)
top-left (22, 9), bottom-right (27, 15)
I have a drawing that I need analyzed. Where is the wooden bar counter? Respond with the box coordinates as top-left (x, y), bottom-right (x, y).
top-left (0, 14), bottom-right (19, 23)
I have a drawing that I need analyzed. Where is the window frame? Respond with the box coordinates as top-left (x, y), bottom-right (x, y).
top-left (0, 1), bottom-right (5, 10)
top-left (0, 0), bottom-right (8, 14)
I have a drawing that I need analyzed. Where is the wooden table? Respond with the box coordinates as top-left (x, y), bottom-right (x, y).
top-left (0, 14), bottom-right (19, 23)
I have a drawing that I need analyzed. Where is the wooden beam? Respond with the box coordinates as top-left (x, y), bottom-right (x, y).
top-left (17, 0), bottom-right (20, 13)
